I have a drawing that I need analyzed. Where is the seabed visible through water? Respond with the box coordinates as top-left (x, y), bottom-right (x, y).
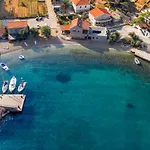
top-left (0, 45), bottom-right (150, 150)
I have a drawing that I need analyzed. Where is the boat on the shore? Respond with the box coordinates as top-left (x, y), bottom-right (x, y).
top-left (18, 80), bottom-right (27, 93)
top-left (0, 63), bottom-right (9, 71)
top-left (134, 57), bottom-right (141, 65)
top-left (2, 80), bottom-right (9, 94)
top-left (9, 76), bottom-right (17, 92)
top-left (19, 55), bottom-right (25, 60)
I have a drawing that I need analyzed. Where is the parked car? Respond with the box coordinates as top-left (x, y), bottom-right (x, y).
top-left (39, 17), bottom-right (43, 21)
top-left (36, 24), bottom-right (40, 29)
top-left (36, 17), bottom-right (39, 21)
top-left (36, 17), bottom-right (43, 21)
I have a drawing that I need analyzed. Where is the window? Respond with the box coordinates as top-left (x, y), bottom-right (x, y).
top-left (83, 30), bottom-right (88, 34)
top-left (78, 31), bottom-right (79, 32)
top-left (93, 31), bottom-right (101, 34)
top-left (80, 6), bottom-right (82, 8)
top-left (96, 37), bottom-right (98, 39)
top-left (72, 30), bottom-right (76, 32)
top-left (93, 37), bottom-right (95, 39)
top-left (85, 6), bottom-right (86, 8)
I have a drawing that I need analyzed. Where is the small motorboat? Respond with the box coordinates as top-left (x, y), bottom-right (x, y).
top-left (19, 55), bottom-right (25, 60)
top-left (9, 76), bottom-right (17, 92)
top-left (18, 80), bottom-right (27, 93)
top-left (134, 57), bottom-right (141, 65)
top-left (2, 80), bottom-right (9, 93)
top-left (0, 63), bottom-right (9, 71)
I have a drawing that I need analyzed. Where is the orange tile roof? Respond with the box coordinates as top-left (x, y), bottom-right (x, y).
top-left (72, 0), bottom-right (90, 6)
top-left (82, 20), bottom-right (90, 30)
top-left (71, 18), bottom-right (89, 30)
top-left (89, 7), bottom-right (110, 18)
top-left (7, 21), bottom-right (28, 29)
top-left (70, 18), bottom-right (79, 28)
top-left (0, 27), bottom-right (6, 37)
top-left (135, 0), bottom-right (150, 9)
top-left (60, 25), bottom-right (70, 31)
top-left (95, 0), bottom-right (106, 4)
top-left (139, 23), bottom-right (150, 29)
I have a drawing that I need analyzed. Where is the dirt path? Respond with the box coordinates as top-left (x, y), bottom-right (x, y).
top-left (45, 0), bottom-right (61, 36)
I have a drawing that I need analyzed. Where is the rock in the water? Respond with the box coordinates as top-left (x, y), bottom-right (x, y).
top-left (0, 107), bottom-right (7, 119)
top-left (127, 103), bottom-right (134, 109)
top-left (60, 91), bottom-right (63, 94)
top-left (56, 73), bottom-right (71, 83)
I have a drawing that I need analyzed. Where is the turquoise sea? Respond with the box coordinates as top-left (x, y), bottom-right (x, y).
top-left (0, 48), bottom-right (150, 150)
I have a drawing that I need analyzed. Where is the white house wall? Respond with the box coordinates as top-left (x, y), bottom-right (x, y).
top-left (89, 13), bottom-right (96, 26)
top-left (72, 3), bottom-right (90, 13)
top-left (95, 14), bottom-right (111, 21)
top-left (70, 26), bottom-right (87, 39)
top-left (89, 13), bottom-right (112, 26)
top-left (89, 35), bottom-right (107, 41)
top-left (72, 3), bottom-right (77, 13)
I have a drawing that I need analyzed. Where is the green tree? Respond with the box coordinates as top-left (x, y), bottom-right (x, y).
top-left (61, 0), bottom-right (71, 11)
top-left (30, 27), bottom-right (39, 37)
top-left (128, 32), bottom-right (139, 40)
top-left (20, 1), bottom-right (26, 7)
top-left (0, 23), bottom-right (4, 27)
top-left (130, 39), bottom-right (136, 47)
top-left (135, 40), bottom-right (142, 47)
top-left (3, 30), bottom-right (8, 38)
top-left (41, 26), bottom-right (51, 38)
top-left (108, 31), bottom-right (120, 44)
top-left (128, 32), bottom-right (142, 47)
top-left (90, 0), bottom-right (96, 5)
top-left (18, 29), bottom-right (27, 39)
top-left (121, 37), bottom-right (131, 44)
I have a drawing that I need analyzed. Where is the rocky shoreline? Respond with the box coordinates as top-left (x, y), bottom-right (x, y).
top-left (0, 107), bottom-right (10, 120)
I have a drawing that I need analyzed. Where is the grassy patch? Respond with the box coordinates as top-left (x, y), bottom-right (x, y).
top-left (0, 0), bottom-right (48, 19)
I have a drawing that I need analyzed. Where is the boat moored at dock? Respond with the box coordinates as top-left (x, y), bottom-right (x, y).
top-left (9, 76), bottom-right (17, 92)
top-left (0, 63), bottom-right (9, 71)
top-left (2, 80), bottom-right (9, 94)
top-left (19, 55), bottom-right (25, 60)
top-left (18, 80), bottom-right (27, 93)
top-left (134, 57), bottom-right (141, 65)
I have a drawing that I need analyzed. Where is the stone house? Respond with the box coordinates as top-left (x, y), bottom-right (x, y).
top-left (89, 7), bottom-right (112, 26)
top-left (60, 18), bottom-right (107, 40)
top-left (7, 21), bottom-right (29, 40)
top-left (70, 18), bottom-right (89, 39)
top-left (88, 26), bottom-right (107, 41)
top-left (72, 0), bottom-right (90, 13)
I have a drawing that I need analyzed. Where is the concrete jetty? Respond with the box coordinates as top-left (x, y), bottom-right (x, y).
top-left (0, 94), bottom-right (26, 112)
top-left (131, 48), bottom-right (150, 62)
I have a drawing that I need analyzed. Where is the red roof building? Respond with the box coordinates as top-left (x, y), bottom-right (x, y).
top-left (7, 21), bottom-right (28, 29)
top-left (72, 0), bottom-right (90, 6)
top-left (89, 7), bottom-right (112, 26)
top-left (70, 18), bottom-right (90, 30)
top-left (89, 7), bottom-right (110, 18)
top-left (7, 21), bottom-right (29, 40)
top-left (71, 0), bottom-right (90, 13)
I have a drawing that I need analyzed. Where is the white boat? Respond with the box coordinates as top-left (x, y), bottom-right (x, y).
top-left (9, 76), bottom-right (17, 92)
top-left (19, 55), bottom-right (25, 60)
top-left (18, 80), bottom-right (27, 93)
top-left (2, 80), bottom-right (9, 93)
top-left (134, 57), bottom-right (141, 65)
top-left (0, 63), bottom-right (9, 71)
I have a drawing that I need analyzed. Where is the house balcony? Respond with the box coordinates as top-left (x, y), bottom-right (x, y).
top-left (95, 18), bottom-right (112, 23)
top-left (95, 18), bottom-right (113, 26)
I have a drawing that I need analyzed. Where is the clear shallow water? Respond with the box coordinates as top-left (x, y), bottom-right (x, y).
top-left (0, 53), bottom-right (150, 150)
